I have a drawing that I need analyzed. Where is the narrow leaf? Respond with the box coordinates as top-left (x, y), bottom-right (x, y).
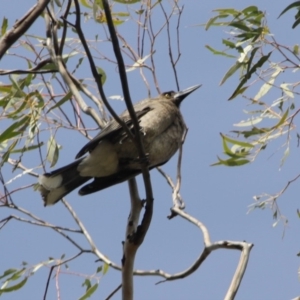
top-left (0, 278), bottom-right (27, 293)
top-left (0, 269), bottom-right (17, 280)
top-left (0, 116), bottom-right (30, 144)
top-left (79, 283), bottom-right (98, 300)
top-left (220, 62), bottom-right (242, 86)
top-left (278, 1), bottom-right (300, 18)
top-left (272, 109), bottom-right (289, 129)
top-left (47, 92), bottom-right (72, 113)
top-left (221, 134), bottom-right (254, 148)
top-left (47, 136), bottom-right (59, 167)
top-left (211, 156), bottom-right (250, 167)
top-left (1, 17), bottom-right (8, 37)
top-left (205, 45), bottom-right (235, 58)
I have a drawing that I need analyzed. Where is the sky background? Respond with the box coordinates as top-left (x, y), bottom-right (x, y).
top-left (1, 0), bottom-right (300, 299)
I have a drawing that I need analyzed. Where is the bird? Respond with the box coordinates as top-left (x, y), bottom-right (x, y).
top-left (38, 84), bottom-right (201, 206)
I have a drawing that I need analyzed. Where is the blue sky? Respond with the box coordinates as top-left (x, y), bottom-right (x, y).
top-left (1, 1), bottom-right (300, 299)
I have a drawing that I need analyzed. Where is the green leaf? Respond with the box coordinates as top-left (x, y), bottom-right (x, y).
top-left (47, 92), bottom-right (72, 113)
top-left (272, 109), bottom-right (289, 129)
top-left (242, 6), bottom-right (258, 14)
top-left (80, 0), bottom-right (93, 8)
top-left (4, 268), bottom-right (26, 282)
top-left (221, 134), bottom-right (254, 148)
top-left (205, 15), bottom-right (221, 30)
top-left (232, 127), bottom-right (270, 138)
top-left (234, 117), bottom-right (263, 127)
top-left (96, 67), bottom-right (107, 85)
top-left (1, 17), bottom-right (8, 37)
top-left (278, 1), bottom-right (300, 18)
top-left (96, 266), bottom-right (102, 273)
top-left (103, 263), bottom-right (109, 275)
top-left (229, 52), bottom-right (272, 100)
top-left (205, 45), bottom-right (235, 58)
top-left (245, 47), bottom-right (259, 76)
top-left (211, 156), bottom-right (250, 167)
top-left (0, 269), bottom-right (17, 280)
top-left (113, 0), bottom-right (140, 4)
top-left (0, 116), bottom-right (30, 144)
top-left (47, 136), bottom-right (59, 167)
top-left (1, 139), bottom-right (18, 167)
top-left (0, 278), bottom-right (27, 293)
top-left (229, 21), bottom-right (251, 32)
top-left (82, 279), bottom-right (91, 290)
top-left (280, 83), bottom-right (294, 98)
top-left (222, 39), bottom-right (237, 49)
top-left (220, 62), bottom-right (243, 86)
top-left (292, 16), bottom-right (300, 28)
top-left (112, 12), bottom-right (130, 17)
top-left (79, 283), bottom-right (98, 300)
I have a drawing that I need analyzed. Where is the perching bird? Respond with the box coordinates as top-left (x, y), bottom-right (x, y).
top-left (38, 84), bottom-right (200, 206)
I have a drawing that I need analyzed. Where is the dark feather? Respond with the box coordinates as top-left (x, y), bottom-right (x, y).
top-left (75, 107), bottom-right (152, 159)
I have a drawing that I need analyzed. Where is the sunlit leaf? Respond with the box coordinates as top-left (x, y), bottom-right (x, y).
top-left (242, 6), bottom-right (258, 14)
top-left (113, 0), bottom-right (140, 4)
top-left (1, 17), bottom-right (8, 37)
top-left (272, 109), bottom-right (289, 129)
top-left (82, 279), bottom-right (91, 290)
top-left (79, 283), bottom-right (98, 300)
top-left (0, 269), bottom-right (17, 280)
top-left (0, 116), bottom-right (30, 144)
top-left (234, 117), bottom-right (263, 127)
top-left (229, 52), bottom-right (272, 100)
top-left (112, 12), bottom-right (130, 17)
top-left (205, 45), bottom-right (235, 58)
top-left (280, 83), bottom-right (294, 98)
top-left (103, 263), bottom-right (109, 275)
top-left (229, 22), bottom-right (251, 32)
top-left (280, 146), bottom-right (290, 168)
top-left (255, 67), bottom-right (282, 100)
top-left (220, 62), bottom-right (242, 86)
top-left (47, 136), bottom-right (59, 167)
top-left (96, 67), bottom-right (107, 85)
top-left (0, 278), bottom-right (27, 293)
top-left (221, 134), bottom-right (254, 148)
top-left (47, 92), bottom-right (72, 113)
top-left (80, 0), bottom-right (93, 8)
top-left (211, 156), bottom-right (250, 167)
top-left (126, 53), bottom-right (153, 72)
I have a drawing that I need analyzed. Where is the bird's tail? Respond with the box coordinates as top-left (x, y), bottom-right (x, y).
top-left (38, 158), bottom-right (91, 206)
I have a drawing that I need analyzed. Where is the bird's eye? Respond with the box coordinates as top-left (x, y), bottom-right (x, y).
top-left (164, 93), bottom-right (172, 99)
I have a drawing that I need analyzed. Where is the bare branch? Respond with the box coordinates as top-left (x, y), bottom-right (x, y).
top-left (0, 0), bottom-right (51, 59)
top-left (43, 11), bottom-right (104, 127)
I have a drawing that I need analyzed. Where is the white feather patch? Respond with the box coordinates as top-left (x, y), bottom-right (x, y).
top-left (38, 174), bottom-right (63, 190)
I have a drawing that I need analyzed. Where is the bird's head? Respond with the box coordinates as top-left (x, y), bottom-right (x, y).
top-left (161, 84), bottom-right (201, 106)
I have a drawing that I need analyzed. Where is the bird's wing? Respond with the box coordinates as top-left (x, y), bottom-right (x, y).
top-left (75, 106), bottom-right (152, 159)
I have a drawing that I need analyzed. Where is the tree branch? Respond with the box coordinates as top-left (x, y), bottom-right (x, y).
top-left (0, 0), bottom-right (51, 59)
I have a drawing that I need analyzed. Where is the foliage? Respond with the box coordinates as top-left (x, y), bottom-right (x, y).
top-left (205, 5), bottom-right (300, 218)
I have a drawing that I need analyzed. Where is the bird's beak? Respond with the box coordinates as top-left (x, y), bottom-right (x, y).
top-left (174, 84), bottom-right (201, 105)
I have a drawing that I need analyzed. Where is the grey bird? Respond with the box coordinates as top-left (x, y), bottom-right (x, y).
top-left (38, 84), bottom-right (200, 206)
